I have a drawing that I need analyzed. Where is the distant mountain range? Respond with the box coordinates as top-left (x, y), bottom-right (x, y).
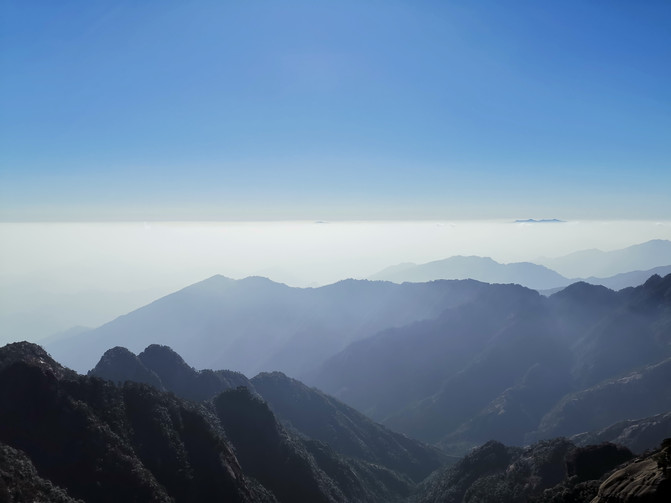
top-left (46, 277), bottom-right (490, 375)
top-left (369, 239), bottom-right (671, 291)
top-left (308, 274), bottom-right (671, 456)
top-left (369, 256), bottom-right (570, 291)
top-left (45, 240), bottom-right (671, 376)
top-left (42, 266), bottom-right (671, 459)
top-left (536, 238), bottom-right (671, 278)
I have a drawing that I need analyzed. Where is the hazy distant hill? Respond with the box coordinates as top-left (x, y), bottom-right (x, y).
top-left (308, 274), bottom-right (671, 456)
top-left (537, 239), bottom-right (671, 278)
top-left (0, 284), bottom-right (164, 344)
top-left (46, 276), bottom-right (488, 375)
top-left (582, 264), bottom-right (671, 291)
top-left (539, 264), bottom-right (671, 296)
top-left (369, 256), bottom-right (571, 290)
top-left (369, 241), bottom-right (671, 291)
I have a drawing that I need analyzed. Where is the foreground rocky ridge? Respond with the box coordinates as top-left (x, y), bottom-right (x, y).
top-left (0, 343), bottom-right (268, 502)
top-left (89, 343), bottom-right (448, 483)
top-left (1, 342), bottom-right (442, 502)
top-left (414, 438), bottom-right (670, 503)
top-left (2, 342), bottom-right (670, 502)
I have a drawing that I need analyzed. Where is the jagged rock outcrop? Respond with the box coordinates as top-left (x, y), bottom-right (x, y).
top-left (87, 345), bottom-right (164, 389)
top-left (591, 458), bottom-right (671, 502)
top-left (90, 343), bottom-right (254, 402)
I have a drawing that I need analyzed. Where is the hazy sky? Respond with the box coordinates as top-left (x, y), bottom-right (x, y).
top-left (2, 0), bottom-right (670, 221)
top-left (3, 220), bottom-right (671, 290)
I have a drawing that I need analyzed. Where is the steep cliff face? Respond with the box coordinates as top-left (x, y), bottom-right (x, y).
top-left (591, 458), bottom-right (671, 502)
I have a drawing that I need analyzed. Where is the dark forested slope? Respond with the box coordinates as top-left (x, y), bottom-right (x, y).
top-left (0, 342), bottom-right (269, 503)
top-left (89, 344), bottom-right (448, 483)
top-left (2, 341), bottom-right (444, 503)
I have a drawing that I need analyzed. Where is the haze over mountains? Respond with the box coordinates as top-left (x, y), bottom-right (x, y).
top-left (536, 239), bottom-right (671, 278)
top-left (370, 239), bottom-right (671, 291)
top-left (44, 268), bottom-right (671, 455)
top-left (42, 239), bottom-right (671, 374)
top-left (3, 237), bottom-right (670, 346)
top-left (46, 277), bottom-right (490, 375)
top-left (4, 239), bottom-right (671, 501)
top-left (310, 274), bottom-right (671, 455)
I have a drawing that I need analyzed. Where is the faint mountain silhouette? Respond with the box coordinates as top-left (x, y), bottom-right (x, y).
top-left (537, 239), bottom-right (671, 278)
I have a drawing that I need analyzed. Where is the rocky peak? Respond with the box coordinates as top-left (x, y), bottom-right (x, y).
top-left (0, 341), bottom-right (76, 380)
top-left (89, 346), bottom-right (164, 390)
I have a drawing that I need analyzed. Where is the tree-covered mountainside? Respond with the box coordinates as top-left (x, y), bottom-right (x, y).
top-left (0, 342), bottom-right (268, 503)
top-left (309, 274), bottom-right (671, 456)
top-left (89, 344), bottom-right (448, 483)
top-left (2, 341), bottom-right (451, 502)
top-left (0, 442), bottom-right (83, 503)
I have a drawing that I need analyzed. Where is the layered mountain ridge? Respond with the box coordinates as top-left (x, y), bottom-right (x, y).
top-left (45, 269), bottom-right (671, 460)
top-left (309, 273), bottom-right (671, 456)
top-left (46, 277), bottom-right (490, 375)
top-left (369, 239), bottom-right (671, 291)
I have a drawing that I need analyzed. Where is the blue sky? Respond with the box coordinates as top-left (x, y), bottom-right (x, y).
top-left (1, 0), bottom-right (670, 221)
